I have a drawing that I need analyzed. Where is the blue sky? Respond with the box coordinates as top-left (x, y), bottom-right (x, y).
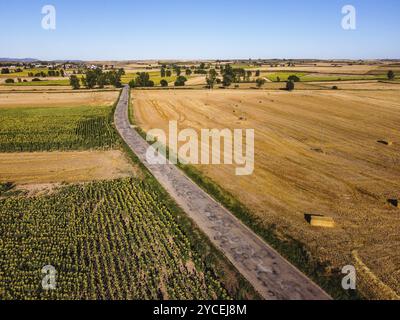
top-left (0, 0), bottom-right (399, 60)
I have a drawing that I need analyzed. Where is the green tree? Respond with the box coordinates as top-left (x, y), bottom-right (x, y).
top-left (221, 64), bottom-right (234, 87)
top-left (185, 69), bottom-right (192, 76)
top-left (69, 75), bottom-right (80, 90)
top-left (246, 70), bottom-right (252, 82)
top-left (108, 70), bottom-right (122, 88)
top-left (206, 69), bottom-right (218, 89)
top-left (286, 80), bottom-right (295, 91)
top-left (234, 68), bottom-right (246, 82)
top-left (175, 66), bottom-right (181, 76)
top-left (84, 70), bottom-right (97, 89)
top-left (174, 76), bottom-right (187, 86)
top-left (128, 79), bottom-right (136, 88)
top-left (131, 72), bottom-right (154, 87)
top-left (160, 79), bottom-right (168, 87)
top-left (97, 74), bottom-right (107, 88)
top-left (387, 70), bottom-right (395, 80)
top-left (222, 74), bottom-right (233, 87)
top-left (166, 70), bottom-right (172, 77)
top-left (256, 78), bottom-right (266, 88)
top-left (255, 70), bottom-right (261, 77)
top-left (161, 68), bottom-right (166, 78)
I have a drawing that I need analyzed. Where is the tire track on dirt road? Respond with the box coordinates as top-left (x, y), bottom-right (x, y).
top-left (114, 85), bottom-right (331, 300)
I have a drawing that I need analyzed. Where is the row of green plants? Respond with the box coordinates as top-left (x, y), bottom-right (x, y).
top-left (0, 105), bottom-right (120, 152)
top-left (0, 178), bottom-right (230, 300)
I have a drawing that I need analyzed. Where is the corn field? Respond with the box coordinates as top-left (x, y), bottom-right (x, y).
top-left (0, 106), bottom-right (120, 152)
top-left (0, 178), bottom-right (229, 300)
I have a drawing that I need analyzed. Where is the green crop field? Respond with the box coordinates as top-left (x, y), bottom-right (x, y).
top-left (3, 80), bottom-right (70, 86)
top-left (0, 178), bottom-right (229, 300)
top-left (262, 72), bottom-right (389, 82)
top-left (263, 72), bottom-right (308, 82)
top-left (0, 68), bottom-right (49, 78)
top-left (0, 105), bottom-right (120, 152)
top-left (300, 74), bottom-right (388, 82)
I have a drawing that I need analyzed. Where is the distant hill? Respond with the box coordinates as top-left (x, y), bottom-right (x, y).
top-left (0, 58), bottom-right (39, 63)
top-left (0, 58), bottom-right (84, 63)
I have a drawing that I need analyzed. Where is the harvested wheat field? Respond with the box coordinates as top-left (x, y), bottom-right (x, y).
top-left (0, 150), bottom-right (137, 185)
top-left (312, 80), bottom-right (400, 90)
top-left (260, 63), bottom-right (384, 75)
top-left (133, 88), bottom-right (400, 299)
top-left (0, 91), bottom-right (120, 108)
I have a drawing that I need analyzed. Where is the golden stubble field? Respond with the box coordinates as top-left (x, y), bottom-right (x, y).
top-left (0, 90), bottom-right (119, 108)
top-left (133, 87), bottom-right (400, 298)
top-left (0, 150), bottom-right (137, 186)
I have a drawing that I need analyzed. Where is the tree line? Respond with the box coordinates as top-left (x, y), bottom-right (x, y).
top-left (69, 68), bottom-right (125, 90)
top-left (129, 72), bottom-right (188, 88)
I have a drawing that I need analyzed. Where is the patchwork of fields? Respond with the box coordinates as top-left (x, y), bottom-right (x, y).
top-left (1, 60), bottom-right (399, 300)
top-left (0, 89), bottom-right (253, 300)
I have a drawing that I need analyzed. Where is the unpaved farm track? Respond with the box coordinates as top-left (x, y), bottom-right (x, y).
top-left (114, 86), bottom-right (331, 300)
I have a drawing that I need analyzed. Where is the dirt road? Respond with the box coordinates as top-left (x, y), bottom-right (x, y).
top-left (114, 85), bottom-right (331, 300)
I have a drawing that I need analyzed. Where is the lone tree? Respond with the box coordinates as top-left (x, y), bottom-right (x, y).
top-left (160, 67), bottom-right (166, 78)
top-left (69, 75), bottom-right (80, 90)
top-left (256, 78), bottom-right (266, 88)
top-left (185, 69), bottom-right (192, 76)
top-left (286, 80), bottom-right (295, 91)
top-left (174, 76), bottom-right (187, 86)
top-left (166, 70), bottom-right (172, 77)
top-left (387, 70), bottom-right (395, 80)
top-left (255, 70), bottom-right (261, 77)
top-left (160, 79), bottom-right (168, 87)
